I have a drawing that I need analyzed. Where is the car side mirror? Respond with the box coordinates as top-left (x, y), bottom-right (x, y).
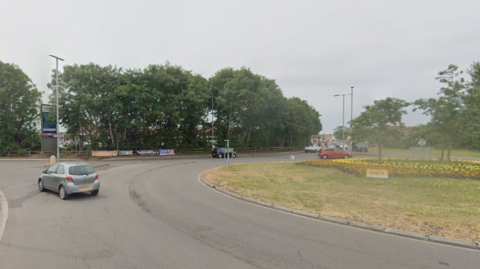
top-left (42, 170), bottom-right (47, 174)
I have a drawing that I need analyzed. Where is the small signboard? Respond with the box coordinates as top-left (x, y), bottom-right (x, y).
top-left (92, 151), bottom-right (118, 157)
top-left (137, 150), bottom-right (158, 155)
top-left (41, 104), bottom-right (56, 136)
top-left (160, 149), bottom-right (175, 156)
top-left (418, 138), bottom-right (426, 147)
top-left (367, 169), bottom-right (388, 179)
top-left (119, 150), bottom-right (133, 156)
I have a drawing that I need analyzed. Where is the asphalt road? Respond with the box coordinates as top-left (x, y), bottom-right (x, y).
top-left (0, 154), bottom-right (479, 269)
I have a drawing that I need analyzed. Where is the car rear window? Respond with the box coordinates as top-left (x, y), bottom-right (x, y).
top-left (69, 165), bottom-right (95, 175)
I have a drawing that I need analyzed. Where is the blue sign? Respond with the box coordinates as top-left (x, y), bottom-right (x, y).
top-left (160, 149), bottom-right (175, 156)
top-left (42, 105), bottom-right (56, 136)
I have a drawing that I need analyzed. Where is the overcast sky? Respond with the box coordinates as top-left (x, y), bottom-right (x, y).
top-left (2, 0), bottom-right (480, 133)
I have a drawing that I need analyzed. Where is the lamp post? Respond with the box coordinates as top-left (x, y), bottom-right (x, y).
top-left (49, 55), bottom-right (64, 162)
top-left (334, 93), bottom-right (351, 151)
top-left (350, 86), bottom-right (354, 148)
top-left (211, 91), bottom-right (215, 150)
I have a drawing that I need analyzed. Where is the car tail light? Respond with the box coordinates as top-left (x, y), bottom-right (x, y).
top-left (66, 175), bottom-right (74, 183)
top-left (95, 174), bottom-right (99, 181)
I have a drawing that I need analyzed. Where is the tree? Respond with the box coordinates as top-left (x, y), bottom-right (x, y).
top-left (50, 62), bottom-right (211, 150)
top-left (48, 63), bottom-right (123, 150)
top-left (209, 67), bottom-right (321, 148)
top-left (282, 97), bottom-right (322, 147)
top-left (0, 60), bottom-right (42, 153)
top-left (351, 97), bottom-right (410, 160)
top-left (333, 126), bottom-right (349, 142)
top-left (464, 62), bottom-right (480, 149)
top-left (414, 64), bottom-right (467, 161)
top-left (49, 63), bottom-right (322, 150)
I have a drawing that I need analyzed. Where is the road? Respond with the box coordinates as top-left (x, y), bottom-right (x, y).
top-left (0, 154), bottom-right (479, 268)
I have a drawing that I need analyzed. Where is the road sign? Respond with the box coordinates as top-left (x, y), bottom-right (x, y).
top-left (418, 138), bottom-right (426, 147)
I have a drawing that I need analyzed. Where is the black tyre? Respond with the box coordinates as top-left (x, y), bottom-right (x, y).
top-left (321, 155), bottom-right (328, 159)
top-left (344, 155), bottom-right (350, 159)
top-left (91, 190), bottom-right (99, 196)
top-left (38, 179), bottom-right (45, 192)
top-left (59, 186), bottom-right (68, 200)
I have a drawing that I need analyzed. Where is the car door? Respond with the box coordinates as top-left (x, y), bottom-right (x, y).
top-left (53, 164), bottom-right (66, 190)
top-left (44, 164), bottom-right (58, 189)
top-left (333, 149), bottom-right (342, 158)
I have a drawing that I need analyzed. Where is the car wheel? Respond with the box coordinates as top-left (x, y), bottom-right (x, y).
top-left (233, 153), bottom-right (237, 158)
top-left (38, 179), bottom-right (45, 192)
top-left (344, 155), bottom-right (350, 159)
top-left (91, 190), bottom-right (99, 196)
top-left (321, 155), bottom-right (328, 159)
top-left (59, 186), bottom-right (68, 200)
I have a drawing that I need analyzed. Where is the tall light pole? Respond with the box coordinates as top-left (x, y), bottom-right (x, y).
top-left (334, 93), bottom-right (351, 151)
top-left (211, 90), bottom-right (214, 150)
top-left (49, 55), bottom-right (64, 162)
top-left (350, 86), bottom-right (354, 147)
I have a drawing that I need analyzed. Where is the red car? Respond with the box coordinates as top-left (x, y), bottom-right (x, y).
top-left (317, 148), bottom-right (352, 159)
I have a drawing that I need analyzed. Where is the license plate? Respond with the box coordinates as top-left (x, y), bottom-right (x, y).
top-left (79, 185), bottom-right (92, 191)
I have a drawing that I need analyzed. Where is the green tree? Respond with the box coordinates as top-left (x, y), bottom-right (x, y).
top-left (465, 62), bottom-right (480, 149)
top-left (414, 64), bottom-right (467, 161)
top-left (48, 63), bottom-right (122, 150)
top-left (0, 60), bottom-right (42, 153)
top-left (282, 97), bottom-right (322, 147)
top-left (333, 126), bottom-right (350, 142)
top-left (209, 67), bottom-right (322, 148)
top-left (50, 62), bottom-right (211, 150)
top-left (351, 97), bottom-right (410, 160)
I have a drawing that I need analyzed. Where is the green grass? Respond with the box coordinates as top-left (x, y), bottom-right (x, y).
top-left (204, 162), bottom-right (480, 241)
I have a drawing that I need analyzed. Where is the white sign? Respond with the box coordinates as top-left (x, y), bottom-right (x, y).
top-left (367, 169), bottom-right (388, 179)
top-left (418, 138), bottom-right (426, 147)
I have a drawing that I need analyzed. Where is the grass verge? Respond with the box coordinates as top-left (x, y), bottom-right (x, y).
top-left (203, 162), bottom-right (480, 242)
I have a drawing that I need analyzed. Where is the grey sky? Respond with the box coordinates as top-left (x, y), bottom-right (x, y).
top-left (2, 0), bottom-right (479, 133)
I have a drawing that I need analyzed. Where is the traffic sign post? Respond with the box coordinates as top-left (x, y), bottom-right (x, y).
top-left (418, 138), bottom-right (426, 159)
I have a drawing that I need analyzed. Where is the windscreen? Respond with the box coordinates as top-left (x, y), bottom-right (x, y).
top-left (69, 165), bottom-right (95, 175)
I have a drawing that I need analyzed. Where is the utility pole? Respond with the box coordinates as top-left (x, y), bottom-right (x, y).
top-left (334, 93), bottom-right (351, 151)
top-left (350, 86), bottom-right (354, 148)
top-left (212, 91), bottom-right (214, 150)
top-left (49, 55), bottom-right (64, 162)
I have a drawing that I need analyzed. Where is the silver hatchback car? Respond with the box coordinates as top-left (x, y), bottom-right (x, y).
top-left (38, 162), bottom-right (100, 200)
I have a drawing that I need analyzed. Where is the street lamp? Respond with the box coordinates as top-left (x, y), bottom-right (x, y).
top-left (334, 93), bottom-right (351, 151)
top-left (350, 86), bottom-right (354, 148)
top-left (49, 55), bottom-right (64, 162)
top-left (211, 90), bottom-right (215, 151)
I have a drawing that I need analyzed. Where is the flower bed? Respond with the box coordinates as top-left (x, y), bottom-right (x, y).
top-left (299, 159), bottom-right (480, 179)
